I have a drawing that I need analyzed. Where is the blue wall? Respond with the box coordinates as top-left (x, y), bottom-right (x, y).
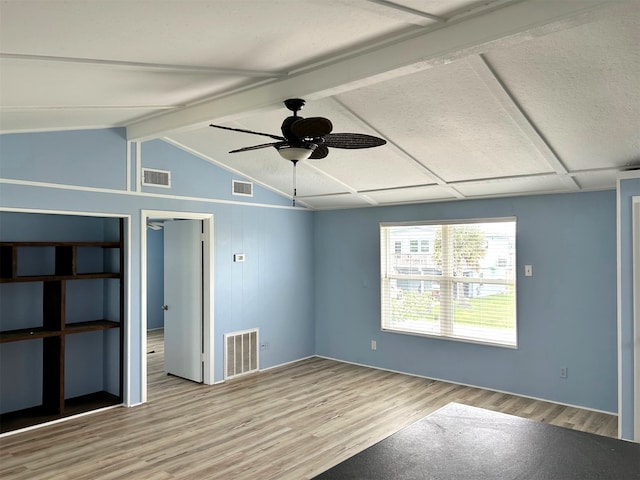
top-left (0, 129), bottom-right (128, 190)
top-left (0, 212), bottom-right (121, 413)
top-left (314, 191), bottom-right (618, 413)
top-left (618, 175), bottom-right (640, 440)
top-left (141, 139), bottom-right (292, 206)
top-left (0, 128), bottom-right (316, 407)
top-left (0, 127), bottom-right (632, 433)
top-left (146, 227), bottom-right (164, 330)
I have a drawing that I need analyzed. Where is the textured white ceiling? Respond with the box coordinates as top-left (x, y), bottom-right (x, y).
top-left (0, 1), bottom-right (412, 69)
top-left (483, 6), bottom-right (640, 173)
top-left (1, 0), bottom-right (638, 209)
top-left (334, 59), bottom-right (557, 182)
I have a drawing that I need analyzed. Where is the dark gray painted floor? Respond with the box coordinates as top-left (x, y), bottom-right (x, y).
top-left (312, 403), bottom-right (640, 480)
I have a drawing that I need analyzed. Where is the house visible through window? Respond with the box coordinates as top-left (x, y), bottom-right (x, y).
top-left (380, 218), bottom-right (517, 347)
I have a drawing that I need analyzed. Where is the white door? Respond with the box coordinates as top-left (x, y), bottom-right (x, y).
top-left (163, 219), bottom-right (203, 383)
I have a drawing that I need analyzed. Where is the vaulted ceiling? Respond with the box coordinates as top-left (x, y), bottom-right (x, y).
top-left (1, 0), bottom-right (638, 209)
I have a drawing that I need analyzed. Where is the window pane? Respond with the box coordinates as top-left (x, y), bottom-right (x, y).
top-left (449, 224), bottom-right (487, 276)
top-left (381, 219), bottom-right (516, 347)
top-left (389, 284), bottom-right (440, 334)
top-left (452, 283), bottom-right (515, 344)
top-left (388, 225), bottom-right (440, 272)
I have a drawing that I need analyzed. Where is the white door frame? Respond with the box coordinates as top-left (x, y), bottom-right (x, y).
top-left (141, 210), bottom-right (214, 403)
top-left (633, 198), bottom-right (640, 440)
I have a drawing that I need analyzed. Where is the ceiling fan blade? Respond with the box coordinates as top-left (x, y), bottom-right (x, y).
top-left (229, 141), bottom-right (286, 153)
top-left (291, 117), bottom-right (333, 138)
top-left (323, 133), bottom-right (386, 149)
top-left (210, 123), bottom-right (285, 141)
top-left (309, 145), bottom-right (329, 159)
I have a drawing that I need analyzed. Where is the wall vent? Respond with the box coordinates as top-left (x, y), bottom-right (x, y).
top-left (232, 180), bottom-right (253, 197)
top-left (142, 168), bottom-right (171, 188)
top-left (224, 329), bottom-right (259, 379)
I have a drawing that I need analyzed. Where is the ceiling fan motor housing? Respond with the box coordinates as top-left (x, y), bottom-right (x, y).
top-left (281, 115), bottom-right (304, 141)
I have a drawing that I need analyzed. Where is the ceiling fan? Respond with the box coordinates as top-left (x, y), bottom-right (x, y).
top-left (209, 98), bottom-right (386, 161)
top-left (209, 98), bottom-right (387, 206)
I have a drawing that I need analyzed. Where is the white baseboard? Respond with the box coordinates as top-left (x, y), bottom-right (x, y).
top-left (260, 355), bottom-right (316, 373)
top-left (0, 403), bottom-right (124, 438)
top-left (316, 355), bottom-right (617, 416)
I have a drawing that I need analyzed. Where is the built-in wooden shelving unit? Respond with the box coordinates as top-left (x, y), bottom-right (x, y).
top-left (0, 219), bottom-right (124, 433)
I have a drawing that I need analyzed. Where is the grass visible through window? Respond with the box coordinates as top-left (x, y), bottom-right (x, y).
top-left (391, 288), bottom-right (515, 330)
top-left (453, 288), bottom-right (515, 329)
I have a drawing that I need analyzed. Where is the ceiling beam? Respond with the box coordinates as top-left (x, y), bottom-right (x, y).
top-left (364, 0), bottom-right (446, 23)
top-left (0, 53), bottom-right (284, 77)
top-left (1, 105), bottom-right (180, 111)
top-left (126, 0), bottom-right (611, 140)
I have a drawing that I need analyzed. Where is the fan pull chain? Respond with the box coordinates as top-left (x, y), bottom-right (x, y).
top-left (292, 160), bottom-right (298, 207)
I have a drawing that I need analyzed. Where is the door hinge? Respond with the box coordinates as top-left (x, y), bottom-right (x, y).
top-left (200, 233), bottom-right (205, 242)
top-left (201, 352), bottom-right (205, 362)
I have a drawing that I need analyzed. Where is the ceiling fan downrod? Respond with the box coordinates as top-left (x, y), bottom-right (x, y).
top-left (292, 160), bottom-right (298, 207)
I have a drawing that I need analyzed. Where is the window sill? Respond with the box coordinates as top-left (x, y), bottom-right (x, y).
top-left (381, 325), bottom-right (518, 349)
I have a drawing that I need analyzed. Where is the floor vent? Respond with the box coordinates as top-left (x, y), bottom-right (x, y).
top-left (232, 180), bottom-right (253, 197)
top-left (142, 168), bottom-right (171, 188)
top-left (224, 329), bottom-right (259, 379)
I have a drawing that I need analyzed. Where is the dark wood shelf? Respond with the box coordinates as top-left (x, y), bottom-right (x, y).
top-left (0, 391), bottom-right (121, 433)
top-left (0, 272), bottom-right (120, 283)
top-left (64, 320), bottom-right (120, 334)
top-left (64, 391), bottom-right (121, 416)
top-left (0, 405), bottom-right (61, 433)
top-left (0, 326), bottom-right (60, 343)
top-left (1, 320), bottom-right (120, 343)
top-left (0, 219), bottom-right (124, 433)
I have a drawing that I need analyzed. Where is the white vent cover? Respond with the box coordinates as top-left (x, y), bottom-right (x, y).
top-left (224, 329), bottom-right (259, 379)
top-left (142, 168), bottom-right (171, 188)
top-left (232, 180), bottom-right (253, 197)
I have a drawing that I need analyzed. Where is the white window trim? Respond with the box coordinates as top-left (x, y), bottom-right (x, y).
top-left (380, 217), bottom-right (517, 349)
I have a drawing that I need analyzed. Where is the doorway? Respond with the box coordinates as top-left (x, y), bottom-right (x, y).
top-left (140, 210), bottom-right (214, 404)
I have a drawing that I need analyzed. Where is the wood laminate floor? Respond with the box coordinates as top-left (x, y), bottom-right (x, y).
top-left (0, 329), bottom-right (618, 479)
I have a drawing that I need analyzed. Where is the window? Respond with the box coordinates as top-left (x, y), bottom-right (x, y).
top-left (380, 218), bottom-right (516, 347)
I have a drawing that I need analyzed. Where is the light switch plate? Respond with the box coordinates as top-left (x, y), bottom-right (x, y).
top-left (525, 265), bottom-right (532, 277)
top-left (234, 253), bottom-right (245, 262)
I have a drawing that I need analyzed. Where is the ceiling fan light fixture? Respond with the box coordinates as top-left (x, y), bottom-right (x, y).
top-left (276, 145), bottom-right (314, 162)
